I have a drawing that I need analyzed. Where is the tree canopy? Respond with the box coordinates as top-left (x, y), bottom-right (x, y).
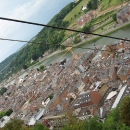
top-left (0, 87), bottom-right (7, 95)
top-left (0, 108), bottom-right (13, 119)
top-left (120, 96), bottom-right (130, 126)
top-left (87, 0), bottom-right (98, 11)
top-left (32, 123), bottom-right (48, 130)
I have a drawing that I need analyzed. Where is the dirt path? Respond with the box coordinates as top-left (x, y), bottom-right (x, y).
top-left (97, 2), bottom-right (129, 17)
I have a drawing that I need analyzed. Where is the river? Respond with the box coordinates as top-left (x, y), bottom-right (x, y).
top-left (6, 25), bottom-right (130, 86)
top-left (34, 25), bottom-right (130, 67)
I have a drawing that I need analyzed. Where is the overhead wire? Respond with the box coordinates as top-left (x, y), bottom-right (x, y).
top-left (0, 38), bottom-right (125, 57)
top-left (0, 16), bottom-right (129, 74)
top-left (0, 17), bottom-right (130, 42)
top-left (0, 37), bottom-right (124, 54)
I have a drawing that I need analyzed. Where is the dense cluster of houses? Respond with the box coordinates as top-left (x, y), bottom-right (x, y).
top-left (76, 10), bottom-right (96, 28)
top-left (1, 2), bottom-right (130, 129)
top-left (76, 3), bottom-right (130, 28)
top-left (0, 38), bottom-right (130, 129)
top-left (117, 4), bottom-right (130, 24)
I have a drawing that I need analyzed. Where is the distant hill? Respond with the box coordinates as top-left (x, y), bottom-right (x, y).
top-left (0, 52), bottom-right (18, 72)
top-left (0, 1), bottom-right (76, 83)
top-left (0, 0), bottom-right (126, 83)
top-left (16, 36), bottom-right (36, 52)
top-left (0, 35), bottom-right (35, 72)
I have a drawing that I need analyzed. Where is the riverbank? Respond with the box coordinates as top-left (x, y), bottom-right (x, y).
top-left (20, 21), bottom-right (130, 69)
top-left (4, 22), bottom-right (130, 87)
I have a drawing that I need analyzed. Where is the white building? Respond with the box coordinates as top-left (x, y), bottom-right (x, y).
top-left (0, 116), bottom-right (10, 128)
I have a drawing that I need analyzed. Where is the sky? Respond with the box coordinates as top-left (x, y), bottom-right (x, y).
top-left (0, 0), bottom-right (74, 62)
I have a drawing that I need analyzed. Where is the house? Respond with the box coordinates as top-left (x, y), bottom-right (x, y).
top-left (76, 11), bottom-right (96, 27)
top-left (0, 116), bottom-right (10, 128)
top-left (69, 93), bottom-right (77, 99)
top-left (42, 98), bottom-right (51, 107)
top-left (76, 52), bottom-right (94, 73)
top-left (78, 107), bottom-right (93, 120)
top-left (112, 85), bottom-right (127, 109)
top-left (69, 79), bottom-right (85, 94)
top-left (110, 40), bottom-right (124, 50)
top-left (124, 40), bottom-right (130, 48)
top-left (92, 45), bottom-right (112, 62)
top-left (82, 74), bottom-right (89, 84)
top-left (117, 5), bottom-right (130, 24)
top-left (97, 67), bottom-right (117, 83)
top-left (123, 85), bottom-right (130, 97)
top-left (82, 5), bottom-right (87, 11)
top-left (44, 115), bottom-right (68, 129)
top-left (99, 107), bottom-right (107, 119)
top-left (72, 91), bottom-right (102, 109)
top-left (117, 65), bottom-right (130, 81)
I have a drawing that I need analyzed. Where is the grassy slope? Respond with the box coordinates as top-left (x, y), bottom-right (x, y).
top-left (62, 0), bottom-right (127, 40)
top-left (100, 0), bottom-right (129, 11)
top-left (64, 0), bottom-right (129, 23)
top-left (63, 0), bottom-right (89, 22)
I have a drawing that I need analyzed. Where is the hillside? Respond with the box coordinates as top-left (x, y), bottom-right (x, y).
top-left (63, 0), bottom-right (89, 22)
top-left (0, 0), bottom-right (128, 83)
top-left (0, 1), bottom-right (76, 83)
top-left (0, 39), bottom-right (31, 73)
top-left (0, 53), bottom-right (17, 72)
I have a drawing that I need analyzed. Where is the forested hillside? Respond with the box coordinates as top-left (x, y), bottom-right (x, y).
top-left (0, 1), bottom-right (81, 83)
top-left (0, 53), bottom-right (17, 72)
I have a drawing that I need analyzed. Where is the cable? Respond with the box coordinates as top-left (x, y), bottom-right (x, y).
top-left (56, 50), bottom-right (70, 63)
top-left (0, 17), bottom-right (130, 42)
top-left (0, 37), bottom-right (120, 54)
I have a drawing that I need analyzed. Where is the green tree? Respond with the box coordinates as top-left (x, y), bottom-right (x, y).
top-left (84, 9), bottom-right (87, 14)
top-left (73, 35), bottom-right (81, 44)
top-left (87, 0), bottom-right (98, 11)
top-left (120, 96), bottom-right (130, 126)
top-left (33, 123), bottom-right (49, 130)
top-left (82, 23), bottom-right (91, 33)
top-left (1, 119), bottom-right (24, 130)
top-left (109, 0), bottom-right (112, 3)
top-left (48, 95), bottom-right (53, 100)
top-left (39, 65), bottom-right (46, 71)
top-left (112, 14), bottom-right (117, 21)
top-left (0, 87), bottom-right (7, 95)
top-left (0, 111), bottom-right (6, 119)
top-left (5, 108), bottom-right (13, 116)
top-left (103, 106), bottom-right (120, 130)
top-left (83, 117), bottom-right (103, 130)
top-left (62, 116), bottom-right (84, 130)
top-left (74, 14), bottom-right (77, 18)
top-left (23, 64), bottom-right (28, 69)
top-left (60, 45), bottom-right (66, 50)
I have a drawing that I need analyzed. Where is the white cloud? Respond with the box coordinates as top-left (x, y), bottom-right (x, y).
top-left (0, 0), bottom-right (73, 62)
top-left (0, 0), bottom-right (48, 62)
top-left (0, 0), bottom-right (47, 38)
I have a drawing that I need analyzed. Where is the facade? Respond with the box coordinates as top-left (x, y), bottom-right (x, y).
top-left (117, 5), bottom-right (130, 24)
top-left (76, 11), bottom-right (96, 27)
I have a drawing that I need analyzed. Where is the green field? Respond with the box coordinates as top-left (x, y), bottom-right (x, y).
top-left (63, 0), bottom-right (89, 22)
top-left (64, 0), bottom-right (129, 22)
top-left (100, 0), bottom-right (130, 11)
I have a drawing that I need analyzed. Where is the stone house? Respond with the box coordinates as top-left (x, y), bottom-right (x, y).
top-left (117, 5), bottom-right (130, 24)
